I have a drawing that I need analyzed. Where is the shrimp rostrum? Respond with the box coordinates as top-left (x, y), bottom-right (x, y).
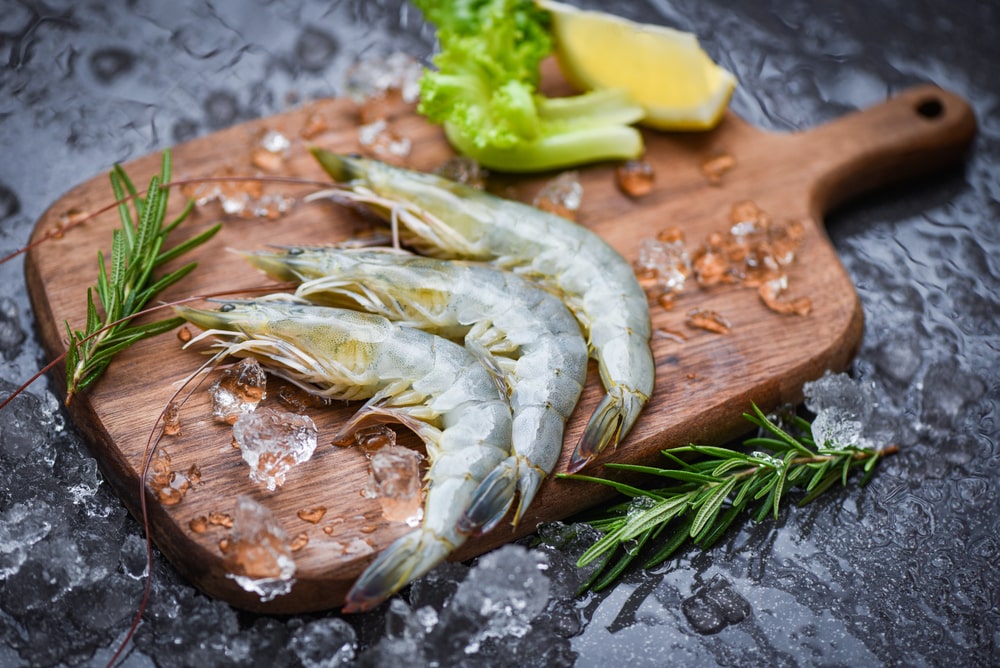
top-left (241, 246), bottom-right (589, 532)
top-left (175, 299), bottom-right (513, 612)
top-left (309, 150), bottom-right (655, 472)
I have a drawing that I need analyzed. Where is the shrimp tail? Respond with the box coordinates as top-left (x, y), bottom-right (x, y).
top-left (457, 457), bottom-right (517, 535)
top-left (342, 528), bottom-right (452, 613)
top-left (513, 463), bottom-right (546, 526)
top-left (567, 387), bottom-right (647, 473)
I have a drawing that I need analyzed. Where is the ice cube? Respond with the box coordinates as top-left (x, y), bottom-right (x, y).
top-left (221, 496), bottom-right (296, 602)
top-left (232, 407), bottom-right (318, 491)
top-left (616, 159), bottom-right (656, 197)
top-left (803, 372), bottom-right (877, 450)
top-left (209, 358), bottom-right (267, 424)
top-left (637, 237), bottom-right (691, 295)
top-left (362, 445), bottom-right (424, 526)
top-left (533, 171), bottom-right (583, 220)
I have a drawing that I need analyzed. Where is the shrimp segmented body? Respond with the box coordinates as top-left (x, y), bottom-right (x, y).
top-left (175, 299), bottom-right (513, 612)
top-left (309, 150), bottom-right (654, 471)
top-left (242, 246), bottom-right (589, 531)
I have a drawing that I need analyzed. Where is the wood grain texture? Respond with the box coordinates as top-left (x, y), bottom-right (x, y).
top-left (24, 81), bottom-right (975, 613)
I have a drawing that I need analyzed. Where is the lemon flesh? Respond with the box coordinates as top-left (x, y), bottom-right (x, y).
top-left (539, 0), bottom-right (737, 131)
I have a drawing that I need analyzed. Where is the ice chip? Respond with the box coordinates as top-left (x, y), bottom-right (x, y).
top-left (221, 496), bottom-right (296, 602)
top-left (616, 159), bottom-right (655, 197)
top-left (344, 51), bottom-right (423, 104)
top-left (434, 155), bottom-right (487, 189)
top-left (210, 358), bottom-right (267, 424)
top-left (362, 444), bottom-right (424, 525)
top-left (803, 372), bottom-right (877, 450)
top-left (233, 407), bottom-right (318, 491)
top-left (533, 171), bottom-right (583, 220)
top-left (637, 237), bottom-right (691, 294)
top-left (358, 118), bottom-right (412, 163)
top-left (259, 129), bottom-right (291, 154)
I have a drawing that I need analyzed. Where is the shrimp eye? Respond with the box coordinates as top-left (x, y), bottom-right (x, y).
top-left (219, 303), bottom-right (236, 312)
top-left (288, 247), bottom-right (304, 256)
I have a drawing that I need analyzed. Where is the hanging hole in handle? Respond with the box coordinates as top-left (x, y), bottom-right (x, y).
top-left (916, 97), bottom-right (944, 120)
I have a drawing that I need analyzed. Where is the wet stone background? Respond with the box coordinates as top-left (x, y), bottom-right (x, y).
top-left (0, 0), bottom-right (998, 666)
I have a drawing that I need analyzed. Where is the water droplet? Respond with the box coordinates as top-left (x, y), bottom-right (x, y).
top-left (295, 27), bottom-right (338, 72)
top-left (88, 47), bottom-right (135, 84)
top-left (681, 575), bottom-right (751, 634)
top-left (701, 152), bottom-right (736, 185)
top-left (297, 507), bottom-right (327, 524)
top-left (203, 90), bottom-right (240, 129)
top-left (172, 117), bottom-right (200, 143)
top-left (0, 183), bottom-right (20, 220)
top-left (289, 532), bottom-right (309, 552)
top-left (686, 308), bottom-right (732, 334)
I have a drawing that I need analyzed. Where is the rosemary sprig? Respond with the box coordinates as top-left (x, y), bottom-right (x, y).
top-left (559, 403), bottom-right (898, 592)
top-left (64, 150), bottom-right (221, 404)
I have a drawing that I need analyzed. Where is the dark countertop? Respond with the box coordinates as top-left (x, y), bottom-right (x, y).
top-left (1, 1), bottom-right (997, 666)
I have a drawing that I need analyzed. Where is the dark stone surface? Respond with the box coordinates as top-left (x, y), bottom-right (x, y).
top-left (0, 0), bottom-right (997, 666)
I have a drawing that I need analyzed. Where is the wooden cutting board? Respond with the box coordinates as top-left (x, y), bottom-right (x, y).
top-left (24, 75), bottom-right (975, 613)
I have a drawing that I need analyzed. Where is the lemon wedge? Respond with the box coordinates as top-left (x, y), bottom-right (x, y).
top-left (538, 0), bottom-right (737, 131)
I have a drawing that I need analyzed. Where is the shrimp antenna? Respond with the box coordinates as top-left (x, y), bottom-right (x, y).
top-left (0, 174), bottom-right (335, 267)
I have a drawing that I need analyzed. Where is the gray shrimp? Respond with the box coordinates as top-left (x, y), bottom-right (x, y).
top-left (175, 298), bottom-right (513, 612)
top-left (241, 246), bottom-right (589, 531)
top-left (309, 150), bottom-right (654, 472)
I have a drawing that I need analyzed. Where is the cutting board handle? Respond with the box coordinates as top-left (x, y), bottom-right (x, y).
top-left (801, 84), bottom-right (977, 215)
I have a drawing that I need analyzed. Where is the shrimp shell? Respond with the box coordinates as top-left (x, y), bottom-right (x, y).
top-left (309, 150), bottom-right (654, 471)
top-left (241, 246), bottom-right (589, 531)
top-left (175, 299), bottom-right (513, 612)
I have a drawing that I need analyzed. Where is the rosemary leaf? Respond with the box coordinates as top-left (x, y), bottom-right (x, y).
top-left (564, 403), bottom-right (897, 589)
top-left (64, 149), bottom-right (219, 404)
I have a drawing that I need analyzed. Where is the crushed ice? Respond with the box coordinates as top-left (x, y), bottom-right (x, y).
top-left (364, 545), bottom-right (552, 662)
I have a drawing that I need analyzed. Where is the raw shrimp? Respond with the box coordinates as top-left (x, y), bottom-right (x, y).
top-left (175, 298), bottom-right (513, 613)
top-left (309, 150), bottom-right (654, 472)
top-left (241, 246), bottom-right (589, 531)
